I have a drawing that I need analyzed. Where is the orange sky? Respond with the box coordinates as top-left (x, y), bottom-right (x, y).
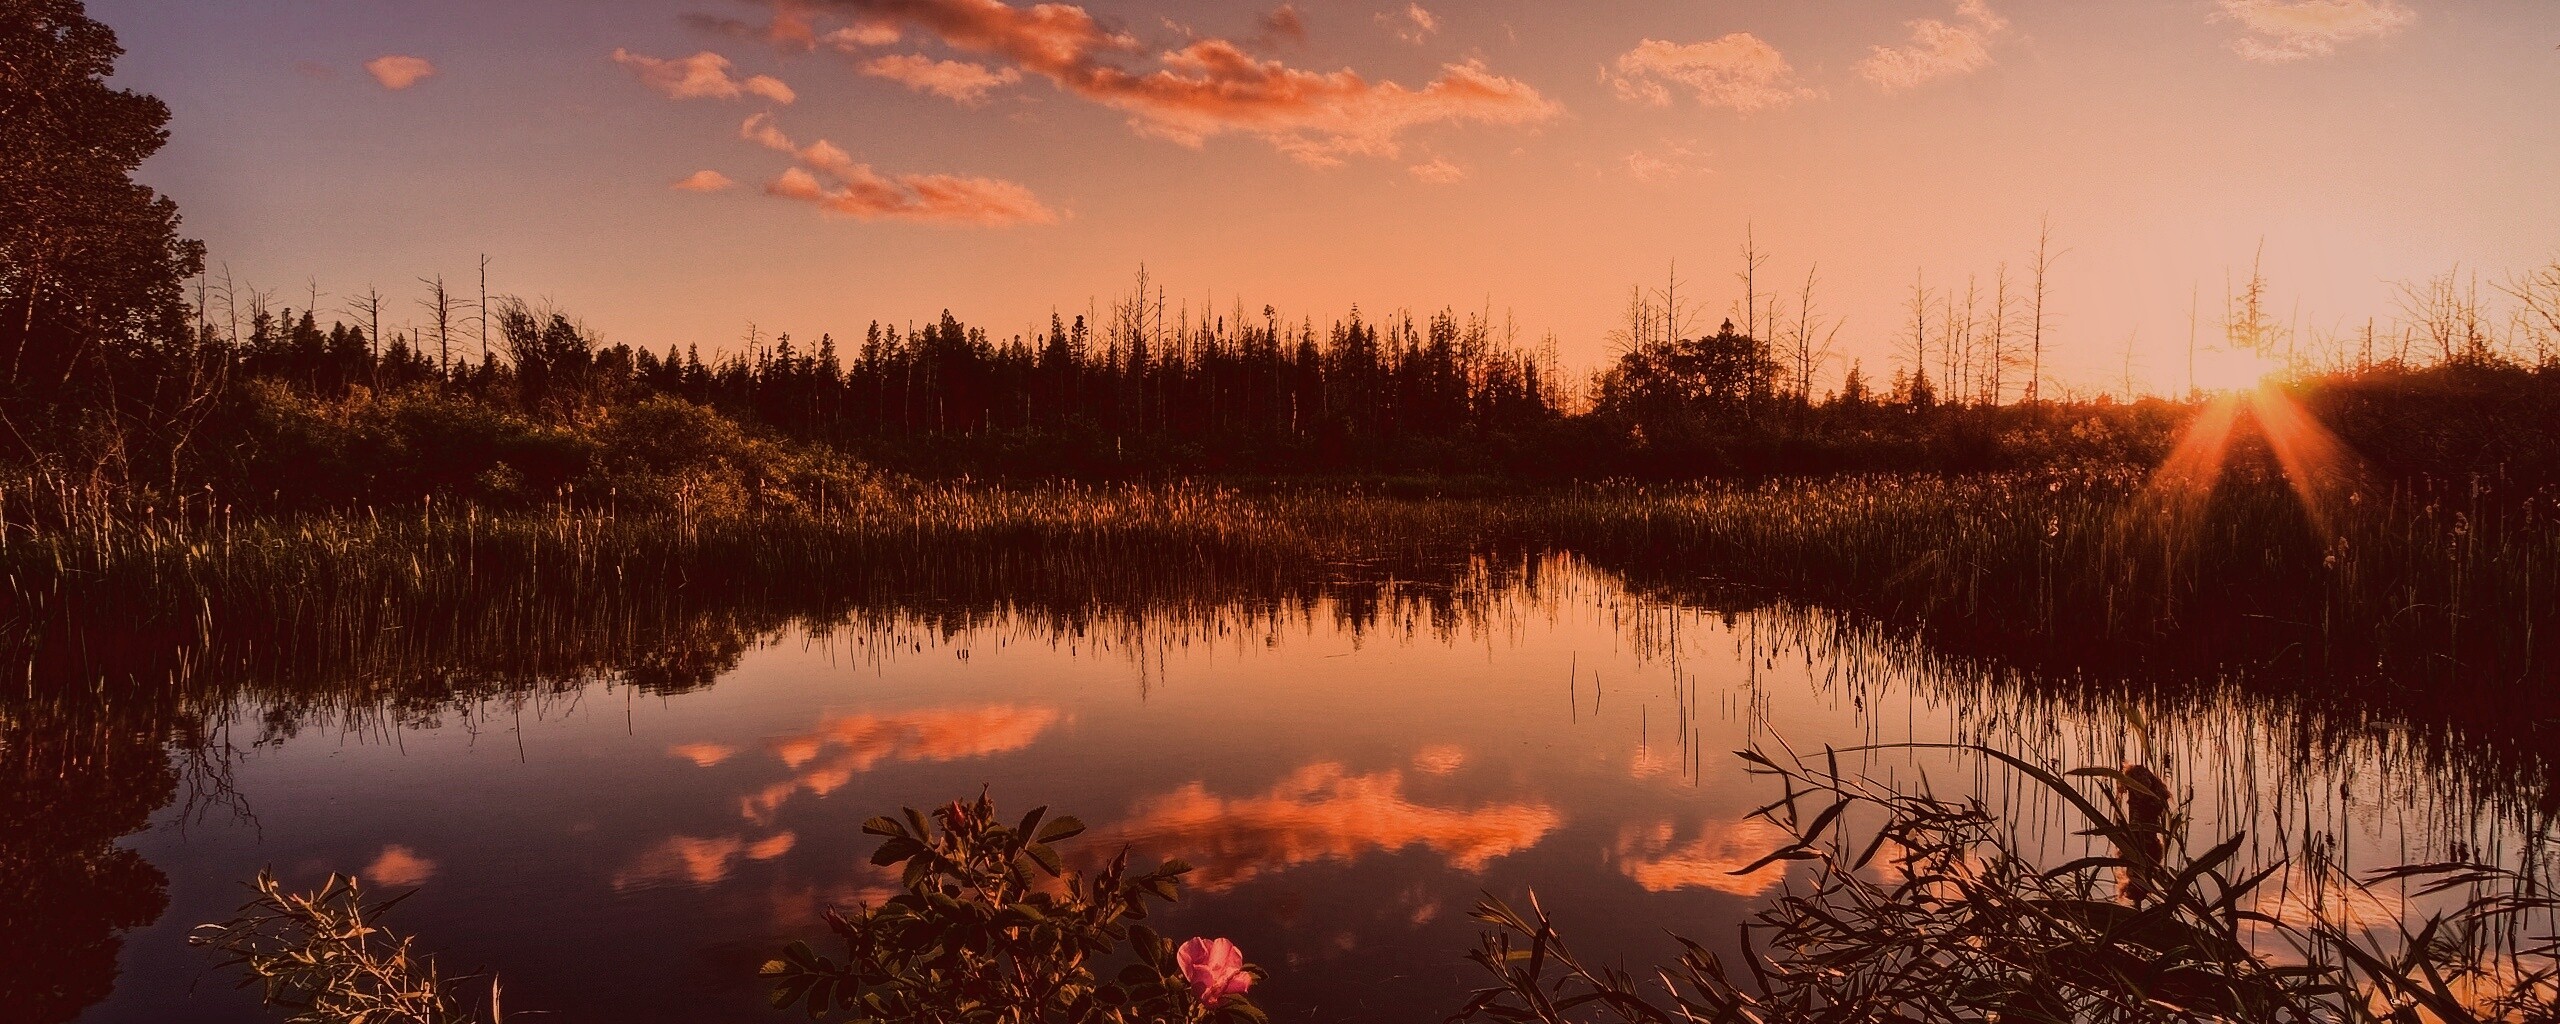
top-left (95, 0), bottom-right (2560, 394)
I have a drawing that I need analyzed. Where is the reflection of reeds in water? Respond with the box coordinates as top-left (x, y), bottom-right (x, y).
top-left (1461, 743), bottom-right (2560, 1023)
top-left (12, 471), bottom-right (2552, 698)
top-left (7, 481), bottom-right (2557, 974)
top-left (7, 478), bottom-right (2556, 840)
top-left (7, 482), bottom-right (2556, 1019)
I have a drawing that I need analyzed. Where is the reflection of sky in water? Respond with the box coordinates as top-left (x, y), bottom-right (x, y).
top-left (81, 560), bottom-right (2537, 1023)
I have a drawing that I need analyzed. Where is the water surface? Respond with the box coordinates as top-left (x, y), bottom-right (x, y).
top-left (34, 555), bottom-right (2551, 1022)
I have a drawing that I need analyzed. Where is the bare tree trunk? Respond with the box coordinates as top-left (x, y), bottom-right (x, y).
top-left (478, 255), bottom-right (492, 364)
top-left (2029, 217), bottom-right (2061, 404)
top-left (418, 275), bottom-right (457, 374)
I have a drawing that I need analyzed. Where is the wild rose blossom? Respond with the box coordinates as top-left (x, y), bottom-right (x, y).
top-left (1177, 937), bottom-right (1251, 1008)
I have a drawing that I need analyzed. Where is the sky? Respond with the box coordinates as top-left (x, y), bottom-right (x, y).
top-left (89, 0), bottom-right (2560, 394)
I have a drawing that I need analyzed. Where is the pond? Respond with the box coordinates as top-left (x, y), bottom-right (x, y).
top-left (26, 553), bottom-right (2551, 1023)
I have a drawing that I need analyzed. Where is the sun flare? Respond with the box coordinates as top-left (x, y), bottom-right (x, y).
top-left (2143, 380), bottom-right (2359, 535)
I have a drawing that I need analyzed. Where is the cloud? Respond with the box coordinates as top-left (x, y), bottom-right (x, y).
top-left (1407, 157), bottom-right (1466, 184)
top-left (612, 48), bottom-right (798, 104)
top-left (764, 165), bottom-right (1057, 226)
top-left (1606, 34), bottom-right (1816, 113)
top-left (2215, 0), bottom-right (2414, 61)
top-left (739, 702), bottom-right (1063, 819)
top-left (1379, 3), bottom-right (1438, 45)
top-left (1256, 4), bottom-right (1307, 47)
top-left (1614, 817), bottom-right (1796, 896)
top-left (772, 0), bottom-right (1558, 166)
top-left (362, 844), bottom-right (438, 887)
top-left (1620, 138), bottom-right (1708, 183)
top-left (364, 55), bottom-right (437, 91)
top-left (1856, 0), bottom-right (2008, 91)
top-left (611, 832), bottom-right (797, 890)
top-left (861, 53), bottom-right (1024, 104)
top-left (1103, 763), bottom-right (1561, 891)
top-left (684, 0), bottom-right (824, 51)
top-left (742, 110), bottom-right (797, 150)
top-left (823, 21), bottom-right (906, 48)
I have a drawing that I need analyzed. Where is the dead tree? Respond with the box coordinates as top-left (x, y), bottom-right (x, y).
top-left (417, 275), bottom-right (459, 372)
top-left (2028, 218), bottom-right (2063, 403)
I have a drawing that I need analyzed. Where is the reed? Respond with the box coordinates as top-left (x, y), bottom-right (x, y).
top-left (6, 469), bottom-right (2549, 723)
top-left (1457, 744), bottom-right (2560, 1023)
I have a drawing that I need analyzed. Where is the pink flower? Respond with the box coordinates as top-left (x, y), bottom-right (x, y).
top-left (1177, 937), bottom-right (1251, 1008)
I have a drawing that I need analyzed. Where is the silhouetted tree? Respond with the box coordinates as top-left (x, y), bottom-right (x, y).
top-left (0, 0), bottom-right (205, 390)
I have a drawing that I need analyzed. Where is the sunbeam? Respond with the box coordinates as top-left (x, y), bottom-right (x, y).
top-left (2141, 382), bottom-right (2361, 537)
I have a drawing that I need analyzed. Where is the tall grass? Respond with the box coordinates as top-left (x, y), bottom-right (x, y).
top-left (1459, 743), bottom-right (2560, 1023)
top-left (5, 469), bottom-right (2552, 733)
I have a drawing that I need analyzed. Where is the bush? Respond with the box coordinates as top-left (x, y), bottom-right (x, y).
top-left (207, 384), bottom-right (876, 518)
top-left (762, 793), bottom-right (1271, 1024)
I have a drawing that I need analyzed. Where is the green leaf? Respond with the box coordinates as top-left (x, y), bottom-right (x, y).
top-left (1226, 998), bottom-right (1272, 1024)
top-left (871, 837), bottom-right (922, 867)
top-left (1036, 816), bottom-right (1086, 843)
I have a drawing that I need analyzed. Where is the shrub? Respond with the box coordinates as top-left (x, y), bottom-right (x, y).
top-left (763, 793), bottom-right (1270, 1024)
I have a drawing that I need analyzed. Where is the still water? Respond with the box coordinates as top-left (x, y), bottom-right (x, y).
top-left (49, 555), bottom-right (2549, 1022)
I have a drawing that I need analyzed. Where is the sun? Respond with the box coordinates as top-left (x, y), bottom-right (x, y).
top-left (2143, 378), bottom-right (2359, 536)
top-left (2186, 346), bottom-right (2288, 397)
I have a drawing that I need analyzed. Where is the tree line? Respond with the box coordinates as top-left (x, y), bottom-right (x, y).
top-left (9, 0), bottom-right (2560, 500)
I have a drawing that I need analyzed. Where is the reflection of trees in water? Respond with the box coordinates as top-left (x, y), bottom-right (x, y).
top-left (0, 695), bottom-right (176, 1024)
top-left (5, 530), bottom-right (2556, 1019)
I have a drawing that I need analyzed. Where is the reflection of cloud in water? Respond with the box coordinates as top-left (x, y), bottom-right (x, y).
top-left (363, 844), bottom-right (438, 887)
top-left (741, 705), bottom-right (1061, 822)
top-left (1629, 749), bottom-right (1679, 778)
top-left (613, 832), bottom-right (797, 891)
top-left (766, 870), bottom-right (906, 932)
top-left (1109, 763), bottom-right (1560, 891)
top-left (669, 742), bottom-right (737, 767)
top-left (1614, 818), bottom-right (1794, 896)
top-left (1411, 745), bottom-right (1466, 775)
top-left (2248, 862), bottom-right (2408, 933)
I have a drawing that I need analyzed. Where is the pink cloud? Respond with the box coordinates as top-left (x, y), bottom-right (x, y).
top-left (612, 48), bottom-right (797, 104)
top-left (1621, 138), bottom-right (1708, 183)
top-left (1856, 0), bottom-right (2008, 92)
top-left (1378, 3), bottom-right (1438, 45)
top-left (772, 0), bottom-right (1558, 166)
top-left (1256, 4), bottom-right (1307, 47)
top-left (1608, 34), bottom-right (1816, 113)
top-left (822, 21), bottom-right (906, 48)
top-left (2215, 0), bottom-right (2415, 61)
top-left (684, 0), bottom-right (824, 52)
top-left (860, 53), bottom-right (1024, 104)
top-left (741, 111), bottom-right (797, 150)
top-left (364, 55), bottom-right (437, 91)
top-left (765, 165), bottom-right (1057, 226)
top-left (1406, 157), bottom-right (1465, 184)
